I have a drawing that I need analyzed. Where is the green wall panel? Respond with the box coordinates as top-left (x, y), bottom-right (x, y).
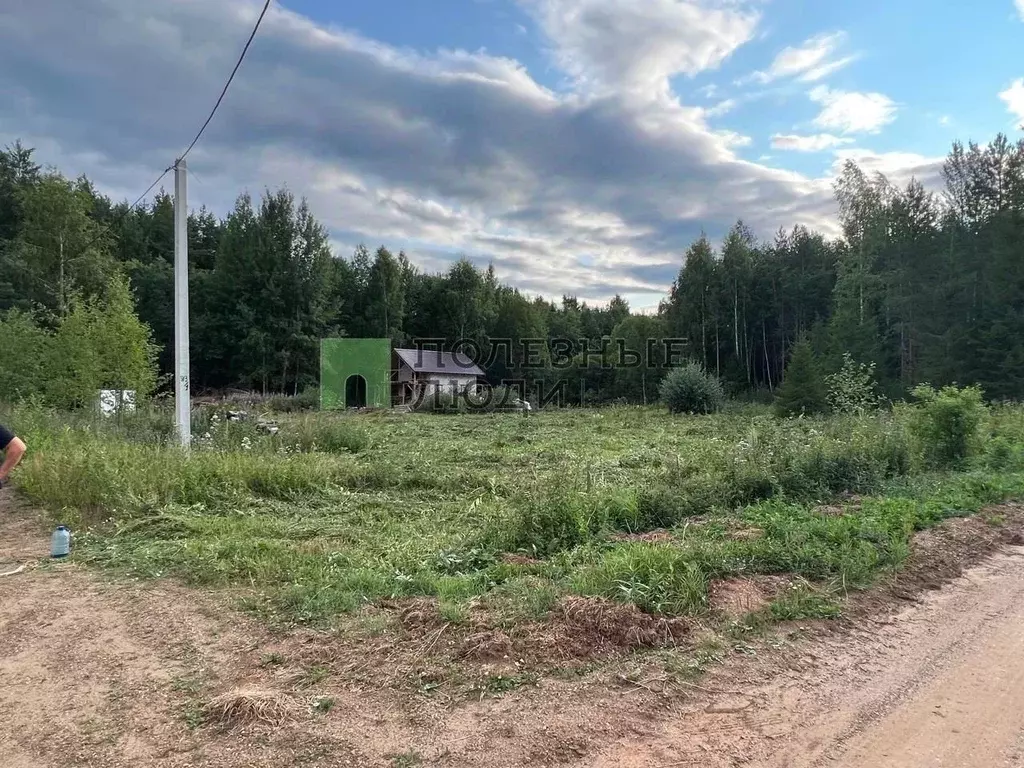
top-left (320, 338), bottom-right (391, 409)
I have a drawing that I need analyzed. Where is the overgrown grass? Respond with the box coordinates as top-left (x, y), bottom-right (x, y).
top-left (5, 401), bottom-right (1024, 633)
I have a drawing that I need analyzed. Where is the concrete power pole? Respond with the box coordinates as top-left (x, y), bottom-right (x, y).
top-left (173, 158), bottom-right (191, 449)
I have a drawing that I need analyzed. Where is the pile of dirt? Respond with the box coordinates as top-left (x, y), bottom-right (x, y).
top-left (887, 505), bottom-right (1024, 598)
top-left (382, 594), bottom-right (690, 666)
top-left (460, 630), bottom-right (514, 661)
top-left (395, 598), bottom-right (445, 630)
top-left (525, 596), bottom-right (689, 660)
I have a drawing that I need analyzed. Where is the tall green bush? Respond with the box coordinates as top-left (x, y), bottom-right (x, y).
top-left (0, 310), bottom-right (53, 402)
top-left (775, 340), bottom-right (828, 417)
top-left (659, 363), bottom-right (725, 414)
top-left (907, 384), bottom-right (986, 468)
top-left (826, 353), bottom-right (882, 414)
top-left (0, 274), bottom-right (158, 409)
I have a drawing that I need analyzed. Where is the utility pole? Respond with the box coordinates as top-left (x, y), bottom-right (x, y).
top-left (173, 158), bottom-right (191, 449)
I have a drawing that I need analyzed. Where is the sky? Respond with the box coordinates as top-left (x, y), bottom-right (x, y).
top-left (1, 0), bottom-right (1023, 311)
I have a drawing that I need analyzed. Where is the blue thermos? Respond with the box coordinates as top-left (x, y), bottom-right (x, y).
top-left (50, 526), bottom-right (71, 558)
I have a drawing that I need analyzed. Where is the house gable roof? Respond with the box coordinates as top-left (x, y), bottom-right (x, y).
top-left (394, 348), bottom-right (485, 377)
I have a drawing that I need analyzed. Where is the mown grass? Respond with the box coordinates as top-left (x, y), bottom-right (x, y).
top-left (5, 400), bottom-right (1024, 631)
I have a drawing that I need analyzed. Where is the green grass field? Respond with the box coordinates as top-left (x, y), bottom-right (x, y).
top-left (6, 400), bottom-right (1024, 642)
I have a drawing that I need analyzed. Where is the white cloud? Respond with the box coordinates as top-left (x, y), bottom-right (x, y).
top-left (939, 115), bottom-right (951, 126)
top-left (830, 149), bottom-right (945, 190)
top-left (999, 79), bottom-right (1024, 127)
top-left (771, 133), bottom-right (855, 151)
top-left (718, 130), bottom-right (752, 148)
top-left (0, 0), bottom-right (847, 304)
top-left (705, 98), bottom-right (737, 117)
top-left (1017, 0), bottom-right (1024, 20)
top-left (745, 32), bottom-right (855, 84)
top-left (521, 0), bottom-right (760, 94)
top-left (809, 86), bottom-right (897, 134)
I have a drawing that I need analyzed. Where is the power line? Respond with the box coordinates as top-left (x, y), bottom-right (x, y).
top-left (105, 0), bottom-right (271, 219)
top-left (74, 165), bottom-right (173, 257)
top-left (81, 1), bottom-right (271, 249)
top-left (128, 165), bottom-right (174, 211)
top-left (178, 0), bottom-right (272, 163)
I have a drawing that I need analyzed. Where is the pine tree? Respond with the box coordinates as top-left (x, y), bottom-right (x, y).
top-left (774, 339), bottom-right (828, 417)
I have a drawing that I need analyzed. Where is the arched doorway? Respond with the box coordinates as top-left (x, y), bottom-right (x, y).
top-left (345, 374), bottom-right (367, 408)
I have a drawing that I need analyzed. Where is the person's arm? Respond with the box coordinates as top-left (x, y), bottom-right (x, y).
top-left (0, 436), bottom-right (26, 485)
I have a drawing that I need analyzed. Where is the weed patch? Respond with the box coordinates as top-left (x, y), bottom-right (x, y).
top-left (8, 403), bottom-right (1024, 660)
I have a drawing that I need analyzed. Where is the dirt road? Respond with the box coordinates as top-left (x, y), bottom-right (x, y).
top-left (825, 553), bottom-right (1024, 768)
top-left (4, 491), bottom-right (1024, 767)
top-left (588, 545), bottom-right (1024, 768)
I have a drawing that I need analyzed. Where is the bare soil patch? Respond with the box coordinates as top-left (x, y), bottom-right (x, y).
top-left (709, 575), bottom-right (790, 618)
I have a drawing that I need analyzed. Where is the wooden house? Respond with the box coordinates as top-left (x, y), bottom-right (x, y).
top-left (392, 348), bottom-right (485, 405)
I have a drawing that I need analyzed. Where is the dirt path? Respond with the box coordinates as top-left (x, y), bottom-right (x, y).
top-left (4, 490), bottom-right (1024, 767)
top-left (587, 546), bottom-right (1024, 768)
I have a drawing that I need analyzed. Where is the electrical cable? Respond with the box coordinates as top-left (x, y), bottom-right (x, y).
top-left (128, 166), bottom-right (174, 211)
top-left (91, 0), bottom-right (271, 228)
top-left (178, 0), bottom-right (272, 163)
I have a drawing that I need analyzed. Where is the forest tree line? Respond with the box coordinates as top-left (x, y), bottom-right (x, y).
top-left (1, 133), bottom-right (1023, 407)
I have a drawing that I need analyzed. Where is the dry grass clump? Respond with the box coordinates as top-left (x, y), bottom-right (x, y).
top-left (552, 596), bottom-right (688, 655)
top-left (203, 688), bottom-right (294, 728)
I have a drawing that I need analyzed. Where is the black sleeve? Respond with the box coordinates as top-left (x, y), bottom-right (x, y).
top-left (0, 424), bottom-right (15, 451)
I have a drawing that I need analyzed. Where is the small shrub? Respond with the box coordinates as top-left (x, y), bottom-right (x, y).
top-left (826, 353), bottom-right (882, 414)
top-left (433, 547), bottom-right (496, 575)
top-left (907, 384), bottom-right (986, 469)
top-left (636, 479), bottom-right (733, 525)
top-left (659, 363), bottom-right (725, 415)
top-left (388, 751), bottom-right (423, 768)
top-left (489, 492), bottom-right (603, 556)
top-left (985, 435), bottom-right (1015, 469)
top-left (781, 446), bottom-right (883, 498)
top-left (876, 425), bottom-right (912, 477)
top-left (312, 696), bottom-right (335, 715)
top-left (774, 340), bottom-right (828, 417)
